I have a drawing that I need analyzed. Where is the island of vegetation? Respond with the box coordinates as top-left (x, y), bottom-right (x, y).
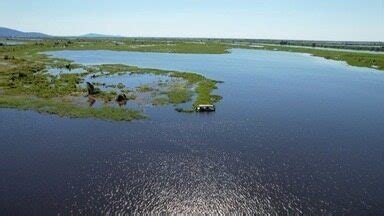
top-left (0, 39), bottom-right (224, 121)
top-left (0, 37), bottom-right (383, 121)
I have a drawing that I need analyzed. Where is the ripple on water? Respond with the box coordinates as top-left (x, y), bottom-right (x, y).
top-left (65, 151), bottom-right (306, 214)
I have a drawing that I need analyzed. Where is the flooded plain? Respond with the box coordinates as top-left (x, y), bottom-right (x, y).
top-left (1, 49), bottom-right (384, 214)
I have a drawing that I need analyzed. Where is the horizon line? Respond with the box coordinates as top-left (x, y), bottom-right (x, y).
top-left (1, 26), bottom-right (383, 43)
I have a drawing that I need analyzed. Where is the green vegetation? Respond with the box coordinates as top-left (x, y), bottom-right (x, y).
top-left (93, 63), bottom-right (222, 108)
top-left (63, 40), bottom-right (229, 54)
top-left (194, 80), bottom-right (222, 107)
top-left (6, 69), bottom-right (83, 98)
top-left (3, 37), bottom-right (381, 121)
top-left (0, 95), bottom-right (144, 121)
top-left (239, 44), bottom-right (384, 70)
top-left (0, 38), bottom-right (223, 121)
top-left (231, 39), bottom-right (384, 52)
top-left (167, 83), bottom-right (192, 104)
top-left (0, 39), bottom-right (229, 56)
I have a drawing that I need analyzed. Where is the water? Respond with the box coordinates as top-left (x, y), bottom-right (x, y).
top-left (85, 73), bottom-right (174, 90)
top-left (46, 67), bottom-right (87, 76)
top-left (84, 73), bottom-right (182, 109)
top-left (265, 44), bottom-right (384, 54)
top-left (1, 49), bottom-right (384, 214)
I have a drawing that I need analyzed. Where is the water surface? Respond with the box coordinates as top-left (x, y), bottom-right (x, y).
top-left (1, 49), bottom-right (384, 214)
top-left (46, 67), bottom-right (86, 76)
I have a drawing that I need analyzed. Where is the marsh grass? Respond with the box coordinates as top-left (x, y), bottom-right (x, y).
top-left (167, 83), bottom-right (192, 104)
top-left (0, 38), bottom-right (225, 120)
top-left (0, 95), bottom-right (145, 121)
top-left (194, 80), bottom-right (222, 108)
top-left (96, 64), bottom-right (222, 109)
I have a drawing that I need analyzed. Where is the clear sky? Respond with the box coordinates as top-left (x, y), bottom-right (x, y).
top-left (1, 0), bottom-right (383, 41)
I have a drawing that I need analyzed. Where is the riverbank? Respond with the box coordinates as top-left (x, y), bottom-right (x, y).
top-left (237, 44), bottom-right (384, 70)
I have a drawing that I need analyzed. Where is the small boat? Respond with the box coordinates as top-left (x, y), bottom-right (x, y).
top-left (196, 104), bottom-right (215, 112)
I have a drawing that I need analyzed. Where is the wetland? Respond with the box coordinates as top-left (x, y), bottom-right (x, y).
top-left (1, 39), bottom-right (384, 214)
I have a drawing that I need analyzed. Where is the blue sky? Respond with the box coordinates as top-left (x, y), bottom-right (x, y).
top-left (1, 0), bottom-right (383, 41)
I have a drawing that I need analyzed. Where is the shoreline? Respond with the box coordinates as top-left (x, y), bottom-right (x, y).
top-left (0, 40), bottom-right (224, 121)
top-left (237, 44), bottom-right (384, 71)
top-left (1, 38), bottom-right (383, 121)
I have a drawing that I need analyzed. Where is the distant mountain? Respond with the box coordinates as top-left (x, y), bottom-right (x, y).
top-left (0, 27), bottom-right (124, 39)
top-left (80, 33), bottom-right (122, 38)
top-left (0, 27), bottom-right (51, 38)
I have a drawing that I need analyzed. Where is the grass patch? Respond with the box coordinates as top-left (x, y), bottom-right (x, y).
top-left (0, 95), bottom-right (145, 121)
top-left (167, 83), bottom-right (192, 104)
top-left (0, 38), bottom-right (225, 119)
top-left (194, 80), bottom-right (222, 108)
